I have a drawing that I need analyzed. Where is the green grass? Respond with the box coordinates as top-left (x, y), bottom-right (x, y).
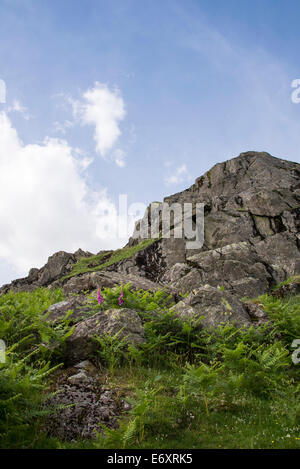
top-left (62, 238), bottom-right (159, 281)
top-left (0, 283), bottom-right (299, 449)
top-left (272, 274), bottom-right (300, 291)
top-left (0, 287), bottom-right (69, 448)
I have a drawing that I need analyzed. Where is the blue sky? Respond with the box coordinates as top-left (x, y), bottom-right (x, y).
top-left (0, 0), bottom-right (300, 285)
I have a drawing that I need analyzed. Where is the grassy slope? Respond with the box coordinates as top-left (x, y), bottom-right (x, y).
top-left (0, 283), bottom-right (299, 449)
top-left (62, 238), bottom-right (158, 281)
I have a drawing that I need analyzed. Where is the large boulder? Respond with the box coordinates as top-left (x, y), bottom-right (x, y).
top-left (172, 285), bottom-right (253, 329)
top-left (44, 296), bottom-right (92, 323)
top-left (65, 308), bottom-right (145, 364)
top-left (38, 251), bottom-right (78, 286)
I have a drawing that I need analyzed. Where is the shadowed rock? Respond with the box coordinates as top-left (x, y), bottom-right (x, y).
top-left (65, 308), bottom-right (145, 364)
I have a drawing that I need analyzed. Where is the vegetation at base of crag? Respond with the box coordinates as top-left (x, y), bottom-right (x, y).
top-left (0, 284), bottom-right (299, 449)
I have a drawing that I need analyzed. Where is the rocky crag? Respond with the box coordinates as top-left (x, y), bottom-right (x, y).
top-left (1, 151), bottom-right (300, 332)
top-left (2, 150), bottom-right (300, 440)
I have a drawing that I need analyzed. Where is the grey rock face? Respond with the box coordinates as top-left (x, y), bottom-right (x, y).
top-left (174, 233), bottom-right (300, 299)
top-left (184, 241), bottom-right (270, 298)
top-left (127, 152), bottom-right (300, 297)
top-left (38, 251), bottom-right (76, 286)
top-left (243, 301), bottom-right (269, 326)
top-left (44, 296), bottom-right (91, 323)
top-left (66, 308), bottom-right (145, 363)
top-left (113, 238), bottom-right (186, 283)
top-left (62, 270), bottom-right (174, 296)
top-left (172, 285), bottom-right (252, 328)
top-left (0, 249), bottom-right (92, 294)
top-left (1, 152), bottom-right (299, 318)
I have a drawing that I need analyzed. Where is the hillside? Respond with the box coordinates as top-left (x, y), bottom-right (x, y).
top-left (0, 151), bottom-right (299, 449)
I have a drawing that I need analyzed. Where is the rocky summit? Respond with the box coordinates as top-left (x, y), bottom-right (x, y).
top-left (0, 152), bottom-right (300, 297)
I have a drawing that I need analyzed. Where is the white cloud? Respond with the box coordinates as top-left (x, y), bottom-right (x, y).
top-left (164, 164), bottom-right (191, 186)
top-left (52, 119), bottom-right (74, 134)
top-left (72, 82), bottom-right (126, 161)
top-left (0, 111), bottom-right (127, 277)
top-left (7, 99), bottom-right (30, 120)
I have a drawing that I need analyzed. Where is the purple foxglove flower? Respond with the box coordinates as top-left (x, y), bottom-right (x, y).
top-left (97, 290), bottom-right (104, 305)
top-left (118, 287), bottom-right (124, 306)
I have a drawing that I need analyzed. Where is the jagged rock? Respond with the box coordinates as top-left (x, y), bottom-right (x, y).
top-left (253, 233), bottom-right (300, 285)
top-left (45, 372), bottom-right (124, 440)
top-left (161, 263), bottom-right (191, 284)
top-left (115, 238), bottom-right (186, 283)
top-left (172, 285), bottom-right (252, 328)
top-left (0, 249), bottom-right (92, 294)
top-left (44, 296), bottom-right (91, 323)
top-left (243, 301), bottom-right (269, 325)
top-left (62, 270), bottom-right (173, 296)
top-left (36, 251), bottom-right (78, 286)
top-left (73, 248), bottom-right (94, 260)
top-left (65, 308), bottom-right (145, 363)
top-left (62, 272), bottom-right (99, 294)
top-left (171, 268), bottom-right (203, 294)
top-left (173, 232), bottom-right (300, 298)
top-left (123, 152), bottom-right (300, 292)
top-left (183, 241), bottom-right (270, 298)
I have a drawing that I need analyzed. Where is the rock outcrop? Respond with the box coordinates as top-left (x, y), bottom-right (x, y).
top-left (0, 249), bottom-right (93, 294)
top-left (1, 151), bottom-right (299, 332)
top-left (61, 270), bottom-right (178, 298)
top-left (125, 151), bottom-right (300, 296)
top-left (171, 284), bottom-right (268, 329)
top-left (65, 308), bottom-right (145, 364)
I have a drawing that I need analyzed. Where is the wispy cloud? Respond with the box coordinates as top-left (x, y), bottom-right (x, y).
top-left (164, 164), bottom-right (191, 186)
top-left (52, 119), bottom-right (74, 134)
top-left (7, 99), bottom-right (30, 120)
top-left (112, 148), bottom-right (126, 167)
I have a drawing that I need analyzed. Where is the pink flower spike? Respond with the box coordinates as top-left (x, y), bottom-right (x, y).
top-left (97, 290), bottom-right (104, 305)
top-left (118, 287), bottom-right (124, 306)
